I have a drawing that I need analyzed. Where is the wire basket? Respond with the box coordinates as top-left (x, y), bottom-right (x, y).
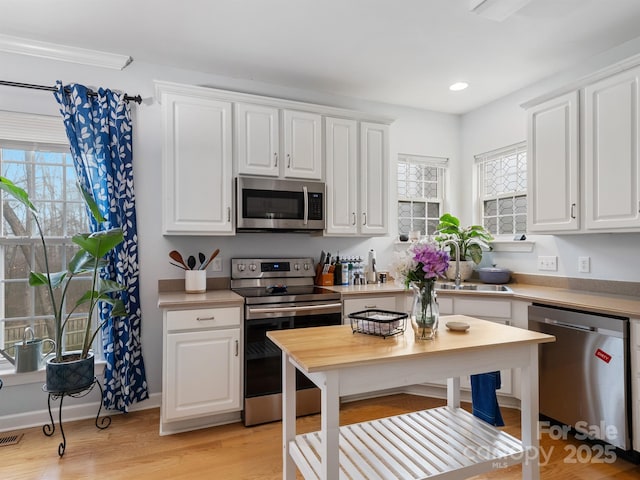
top-left (348, 309), bottom-right (407, 338)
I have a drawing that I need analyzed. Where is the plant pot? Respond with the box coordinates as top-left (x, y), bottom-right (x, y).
top-left (445, 260), bottom-right (475, 282)
top-left (45, 351), bottom-right (95, 393)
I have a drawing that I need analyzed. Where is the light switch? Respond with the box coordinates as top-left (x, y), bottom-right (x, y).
top-left (578, 256), bottom-right (590, 273)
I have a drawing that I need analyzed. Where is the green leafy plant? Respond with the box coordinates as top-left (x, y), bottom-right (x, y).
top-left (0, 176), bottom-right (126, 362)
top-left (434, 213), bottom-right (493, 264)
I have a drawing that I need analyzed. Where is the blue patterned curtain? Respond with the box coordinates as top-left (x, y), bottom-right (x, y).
top-left (54, 82), bottom-right (148, 412)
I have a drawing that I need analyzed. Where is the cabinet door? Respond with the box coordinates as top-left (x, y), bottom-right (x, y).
top-left (164, 328), bottom-right (240, 421)
top-left (527, 91), bottom-right (579, 232)
top-left (325, 117), bottom-right (358, 235)
top-left (360, 122), bottom-right (389, 235)
top-left (235, 103), bottom-right (280, 177)
top-left (584, 67), bottom-right (640, 230)
top-left (282, 110), bottom-right (322, 180)
top-left (161, 90), bottom-right (233, 235)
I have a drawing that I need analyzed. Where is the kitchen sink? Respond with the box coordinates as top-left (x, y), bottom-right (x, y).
top-left (434, 282), bottom-right (512, 293)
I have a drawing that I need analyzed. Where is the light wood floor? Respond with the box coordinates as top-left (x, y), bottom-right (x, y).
top-left (1, 394), bottom-right (639, 479)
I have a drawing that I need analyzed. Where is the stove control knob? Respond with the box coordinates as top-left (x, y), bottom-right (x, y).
top-left (303, 263), bottom-right (310, 270)
top-left (237, 263), bottom-right (245, 272)
top-left (249, 263), bottom-right (257, 272)
top-left (293, 263), bottom-right (300, 271)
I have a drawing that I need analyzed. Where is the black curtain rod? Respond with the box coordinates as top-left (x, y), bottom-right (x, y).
top-left (0, 80), bottom-right (142, 104)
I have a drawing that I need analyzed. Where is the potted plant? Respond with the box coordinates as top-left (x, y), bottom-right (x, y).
top-left (0, 176), bottom-right (126, 392)
top-left (434, 213), bottom-right (493, 281)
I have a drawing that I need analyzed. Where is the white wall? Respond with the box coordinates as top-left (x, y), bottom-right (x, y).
top-left (460, 37), bottom-right (640, 282)
top-left (0, 53), bottom-right (460, 420)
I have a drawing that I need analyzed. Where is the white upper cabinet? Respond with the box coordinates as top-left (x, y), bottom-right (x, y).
top-left (235, 103), bottom-right (280, 177)
top-left (360, 122), bottom-right (389, 235)
top-left (235, 105), bottom-right (322, 180)
top-left (584, 66), bottom-right (640, 230)
top-left (325, 119), bottom-right (389, 236)
top-left (527, 91), bottom-right (580, 233)
top-left (325, 117), bottom-right (358, 235)
top-left (282, 110), bottom-right (322, 180)
top-left (157, 82), bottom-right (234, 235)
top-left (525, 62), bottom-right (640, 234)
top-left (156, 80), bottom-right (393, 236)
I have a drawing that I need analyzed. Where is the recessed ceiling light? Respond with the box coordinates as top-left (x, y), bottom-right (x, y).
top-left (449, 82), bottom-right (469, 91)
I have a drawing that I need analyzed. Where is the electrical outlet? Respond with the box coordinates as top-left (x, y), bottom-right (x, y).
top-left (210, 257), bottom-right (223, 272)
top-left (578, 256), bottom-right (590, 273)
top-left (537, 255), bottom-right (557, 271)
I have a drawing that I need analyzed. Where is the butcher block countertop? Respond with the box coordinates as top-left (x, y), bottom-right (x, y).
top-left (267, 315), bottom-right (555, 374)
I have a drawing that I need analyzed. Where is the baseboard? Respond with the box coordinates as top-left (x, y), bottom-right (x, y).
top-left (342, 384), bottom-right (521, 410)
top-left (0, 391), bottom-right (162, 433)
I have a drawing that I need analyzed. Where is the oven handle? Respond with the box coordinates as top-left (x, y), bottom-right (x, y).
top-left (247, 302), bottom-right (342, 315)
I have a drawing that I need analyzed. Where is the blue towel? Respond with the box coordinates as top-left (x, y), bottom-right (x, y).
top-left (470, 371), bottom-right (505, 426)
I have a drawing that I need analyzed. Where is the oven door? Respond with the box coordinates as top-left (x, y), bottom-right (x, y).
top-left (244, 306), bottom-right (342, 399)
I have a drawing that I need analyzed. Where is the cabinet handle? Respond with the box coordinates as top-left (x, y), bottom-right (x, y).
top-left (197, 315), bottom-right (215, 321)
top-left (227, 207), bottom-right (231, 222)
top-left (287, 153), bottom-right (291, 168)
top-left (235, 340), bottom-right (239, 357)
top-left (352, 212), bottom-right (356, 225)
top-left (362, 212), bottom-right (367, 225)
top-left (364, 304), bottom-right (377, 309)
top-left (570, 203), bottom-right (576, 219)
top-left (274, 152), bottom-right (278, 167)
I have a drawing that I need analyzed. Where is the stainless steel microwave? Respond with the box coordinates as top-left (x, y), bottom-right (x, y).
top-left (235, 176), bottom-right (325, 231)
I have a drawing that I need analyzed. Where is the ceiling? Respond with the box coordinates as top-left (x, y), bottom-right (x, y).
top-left (3, 0), bottom-right (640, 114)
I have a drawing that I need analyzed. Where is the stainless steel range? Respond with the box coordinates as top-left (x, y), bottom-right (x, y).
top-left (230, 257), bottom-right (342, 426)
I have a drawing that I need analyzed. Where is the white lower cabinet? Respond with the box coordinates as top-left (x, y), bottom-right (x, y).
top-left (161, 306), bottom-right (242, 435)
top-left (405, 293), bottom-right (516, 395)
top-left (631, 319), bottom-right (640, 452)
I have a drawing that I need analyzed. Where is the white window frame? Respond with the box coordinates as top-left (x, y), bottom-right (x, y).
top-left (475, 142), bottom-right (527, 237)
top-left (397, 153), bottom-right (448, 238)
top-left (0, 111), bottom-right (102, 376)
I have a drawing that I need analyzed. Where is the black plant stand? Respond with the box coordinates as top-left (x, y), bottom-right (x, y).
top-left (42, 377), bottom-right (111, 456)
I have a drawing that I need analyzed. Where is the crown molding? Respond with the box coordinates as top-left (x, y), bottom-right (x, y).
top-left (0, 34), bottom-right (132, 70)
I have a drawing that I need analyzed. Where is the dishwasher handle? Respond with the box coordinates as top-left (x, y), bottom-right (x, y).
top-left (536, 317), bottom-right (596, 332)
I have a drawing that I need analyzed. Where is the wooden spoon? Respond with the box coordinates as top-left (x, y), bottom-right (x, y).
top-left (201, 248), bottom-right (220, 270)
top-left (169, 250), bottom-right (188, 270)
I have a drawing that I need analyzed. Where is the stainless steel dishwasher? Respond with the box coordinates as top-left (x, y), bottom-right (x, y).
top-left (528, 304), bottom-right (631, 450)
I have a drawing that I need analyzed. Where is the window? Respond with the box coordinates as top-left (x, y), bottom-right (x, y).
top-left (397, 154), bottom-right (447, 237)
top-left (476, 142), bottom-right (527, 236)
top-left (0, 111), bottom-right (90, 363)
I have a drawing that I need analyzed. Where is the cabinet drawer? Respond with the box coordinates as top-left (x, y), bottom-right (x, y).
top-left (453, 298), bottom-right (511, 319)
top-left (166, 307), bottom-right (241, 331)
top-left (343, 296), bottom-right (398, 316)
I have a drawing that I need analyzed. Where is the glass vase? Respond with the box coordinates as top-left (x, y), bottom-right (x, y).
top-left (411, 281), bottom-right (439, 340)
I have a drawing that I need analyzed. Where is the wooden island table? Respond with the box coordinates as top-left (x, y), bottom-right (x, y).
top-left (267, 314), bottom-right (555, 480)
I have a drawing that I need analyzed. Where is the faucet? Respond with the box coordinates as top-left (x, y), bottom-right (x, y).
top-left (441, 239), bottom-right (461, 288)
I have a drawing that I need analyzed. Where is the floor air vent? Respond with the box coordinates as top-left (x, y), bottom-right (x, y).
top-left (0, 432), bottom-right (23, 447)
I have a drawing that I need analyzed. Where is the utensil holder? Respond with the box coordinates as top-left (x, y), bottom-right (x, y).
top-left (185, 270), bottom-right (206, 293)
